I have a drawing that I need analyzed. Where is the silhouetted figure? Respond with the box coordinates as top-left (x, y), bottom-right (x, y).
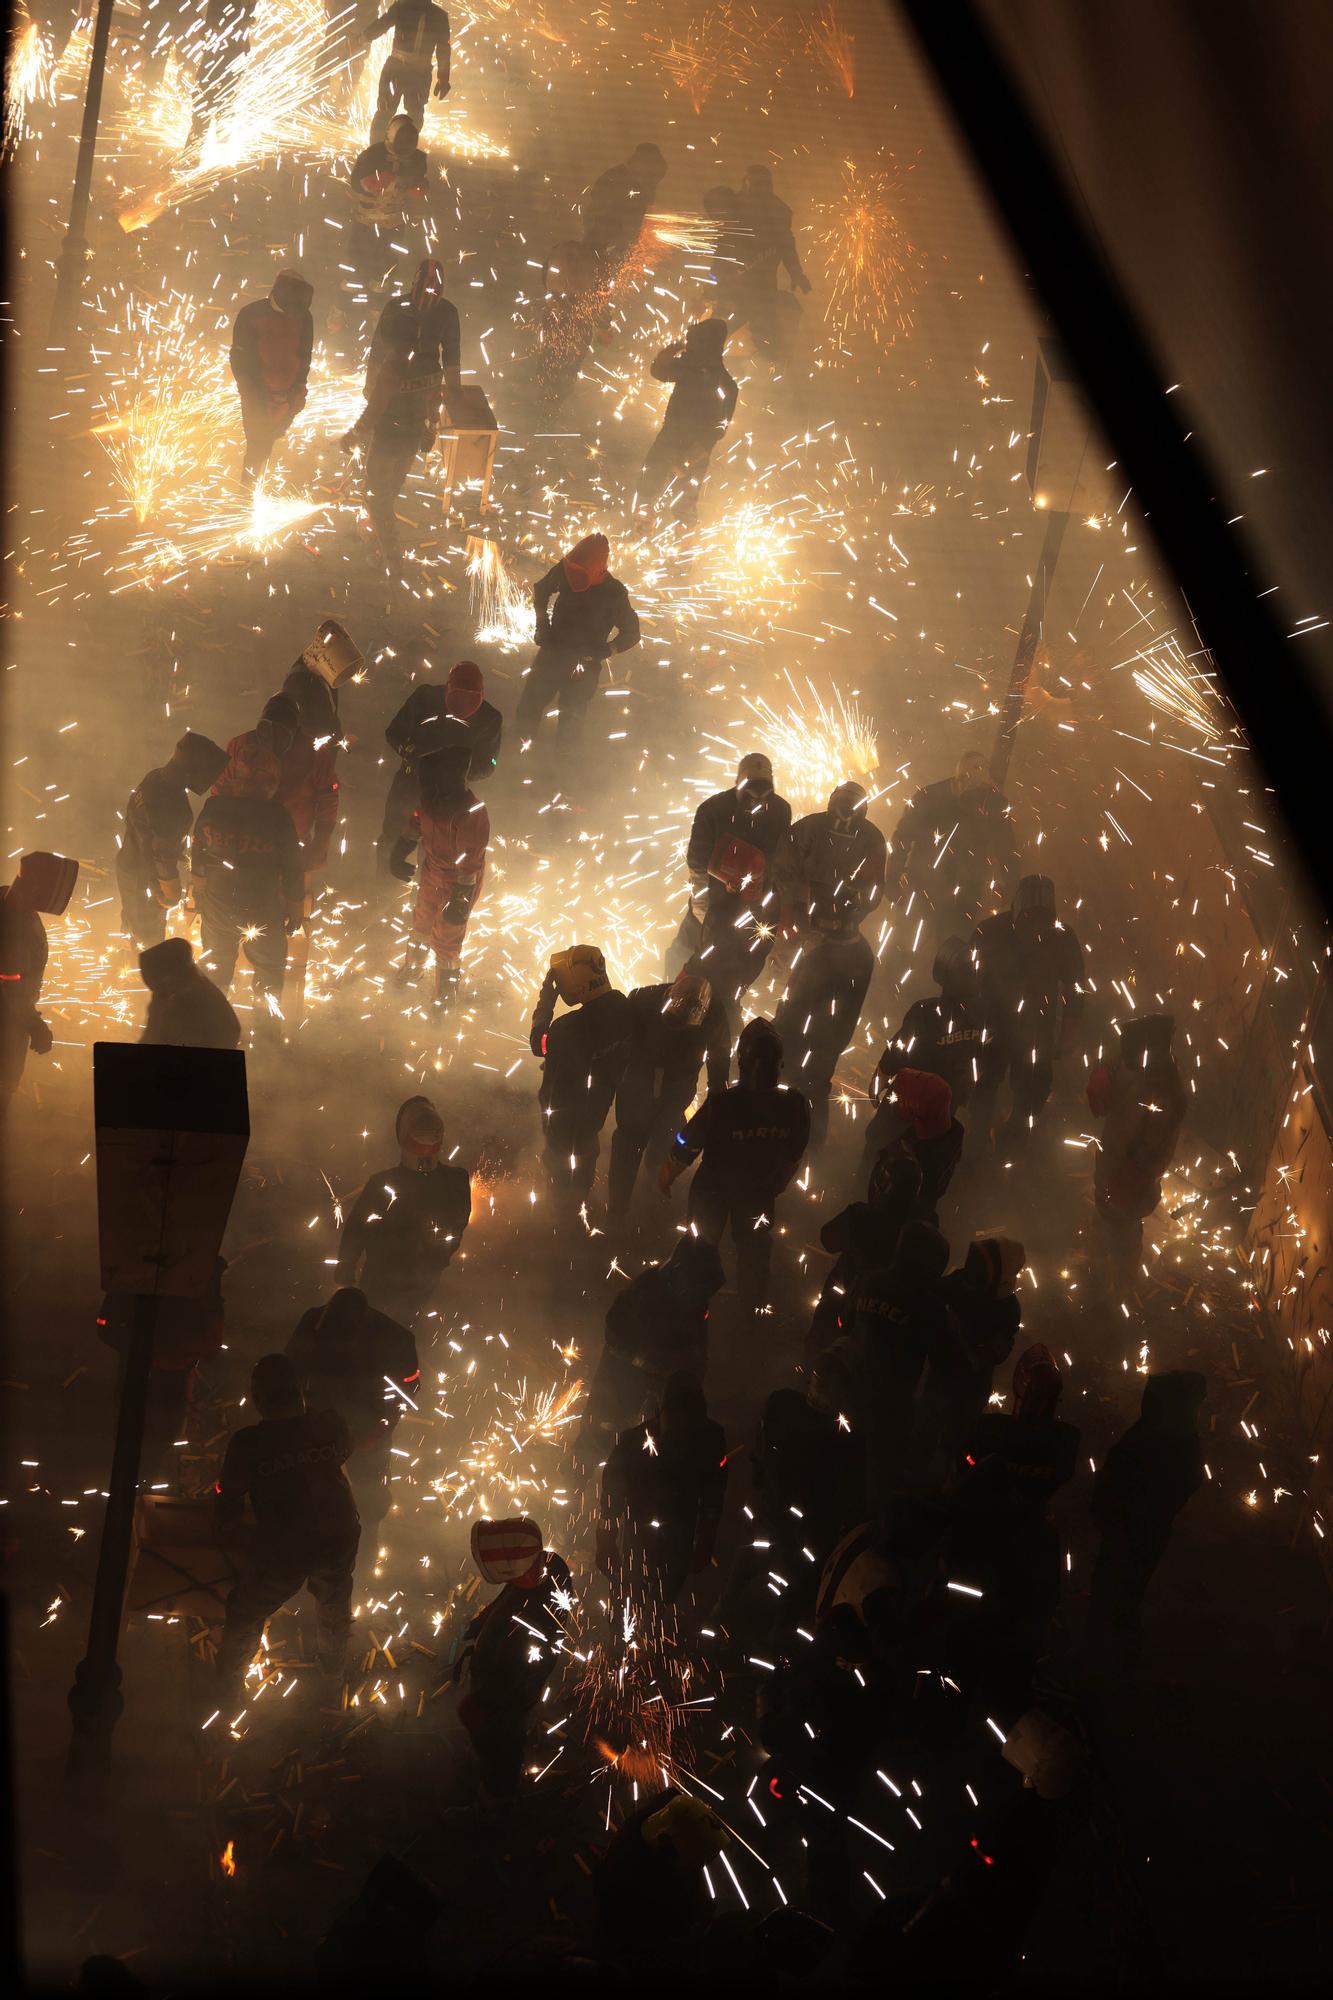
top-left (583, 142), bottom-right (667, 264)
top-left (861, 934), bottom-right (982, 1172)
top-left (337, 1095), bottom-right (472, 1322)
top-left (0, 851), bottom-right (78, 1110)
top-left (608, 972), bottom-right (730, 1223)
top-left (671, 752), bottom-right (792, 1029)
top-left (1087, 1013), bottom-right (1189, 1275)
top-left (597, 1373), bottom-right (727, 1606)
top-left (888, 750), bottom-right (1019, 940)
top-left (286, 1288), bottom-right (419, 1527)
top-left (584, 1237), bottom-right (726, 1443)
top-left (139, 937), bottom-right (241, 1049)
top-left (229, 270), bottom-right (314, 485)
top-left (192, 737), bottom-right (304, 1006)
top-left (390, 745), bottom-right (489, 1007)
top-left (531, 946), bottom-right (634, 1205)
top-left (381, 658), bottom-right (502, 866)
top-left (517, 535), bottom-right (641, 745)
top-left (456, 1518), bottom-right (571, 1802)
top-left (364, 0), bottom-right (451, 144)
top-left (971, 874), bottom-right (1085, 1158)
top-left (116, 734), bottom-right (227, 947)
top-left (1087, 1370), bottom-right (1206, 1665)
top-left (638, 318), bottom-right (738, 518)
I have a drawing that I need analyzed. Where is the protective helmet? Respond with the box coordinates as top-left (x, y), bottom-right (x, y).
top-left (270, 269), bottom-right (313, 315)
top-left (396, 1095), bottom-right (444, 1159)
top-left (410, 256), bottom-right (445, 312)
top-left (641, 1794), bottom-right (729, 1870)
top-left (445, 659), bottom-right (485, 718)
top-left (963, 1236), bottom-right (1025, 1296)
top-left (176, 732), bottom-right (229, 793)
top-left (1012, 1343), bottom-right (1062, 1422)
top-left (15, 851), bottom-right (79, 916)
top-left (737, 1016), bottom-right (783, 1086)
top-left (931, 934), bottom-right (974, 994)
top-left (386, 115), bottom-right (419, 152)
top-left (683, 316), bottom-right (729, 354)
top-left (737, 751), bottom-right (774, 795)
top-left (662, 970), bottom-right (711, 1028)
top-left (470, 1517), bottom-right (545, 1588)
top-left (828, 781), bottom-right (867, 825)
top-left (139, 937), bottom-right (195, 991)
top-left (954, 750), bottom-right (991, 793)
top-left (743, 165), bottom-right (774, 194)
top-left (417, 745), bottom-right (472, 812)
top-left (890, 1067), bottom-right (953, 1140)
top-left (302, 619), bottom-right (363, 689)
top-left (562, 534), bottom-right (610, 592)
top-left (1012, 874), bottom-right (1057, 920)
top-left (549, 945), bottom-right (609, 1005)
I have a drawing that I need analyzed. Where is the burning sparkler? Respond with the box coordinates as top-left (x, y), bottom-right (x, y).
top-left (644, 3), bottom-right (774, 115)
top-left (1130, 634), bottom-right (1233, 745)
top-left (807, 0), bottom-right (855, 97)
top-left (3, 12), bottom-right (53, 156)
top-left (814, 155), bottom-right (923, 351)
top-left (742, 676), bottom-right (879, 811)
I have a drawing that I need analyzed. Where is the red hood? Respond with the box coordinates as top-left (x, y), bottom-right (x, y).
top-left (446, 659), bottom-right (485, 717)
top-left (563, 533), bottom-right (609, 591)
top-left (892, 1067), bottom-right (953, 1140)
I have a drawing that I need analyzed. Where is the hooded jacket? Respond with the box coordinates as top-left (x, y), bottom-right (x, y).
top-left (533, 538), bottom-right (641, 658)
top-left (384, 677), bottom-right (502, 783)
top-left (650, 329), bottom-right (738, 444)
top-left (620, 980), bottom-right (732, 1099)
top-left (780, 804), bottom-right (887, 934)
top-left (229, 280), bottom-right (314, 400)
top-left (140, 939), bottom-right (242, 1049)
top-left (192, 740), bottom-right (305, 916)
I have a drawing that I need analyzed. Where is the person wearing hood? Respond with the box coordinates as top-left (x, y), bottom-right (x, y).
top-left (951, 1344), bottom-right (1079, 1711)
top-left (116, 733), bottom-right (228, 948)
top-left (773, 783), bottom-right (886, 1154)
top-left (915, 1235), bottom-right (1025, 1485)
top-left (280, 622), bottom-right (360, 878)
top-left (379, 659), bottom-right (501, 868)
top-left (607, 971), bottom-right (731, 1225)
top-left (729, 165), bottom-right (811, 361)
top-left (887, 750), bottom-right (1020, 940)
top-left (530, 946), bottom-right (634, 1205)
top-left (839, 1219), bottom-right (950, 1505)
top-left (584, 1237), bottom-right (726, 1445)
top-left (340, 309), bottom-right (438, 575)
top-left (594, 1791), bottom-right (730, 1973)
top-left (1087, 1370), bottom-right (1206, 1663)
top-left (229, 269), bottom-right (314, 485)
top-left (190, 737), bottom-right (305, 1003)
top-left (806, 1155), bottom-right (923, 1363)
top-left (861, 934), bottom-right (984, 1174)
top-left (367, 256), bottom-right (461, 407)
top-left (455, 1518), bottom-right (572, 1803)
top-left (659, 1017), bottom-right (810, 1318)
top-left (517, 534), bottom-right (642, 745)
top-left (138, 937), bottom-right (241, 1050)
top-left (866, 1067), bottom-right (964, 1222)
top-left (389, 744), bottom-right (489, 1008)
top-left (337, 1095), bottom-right (472, 1323)
top-left (351, 113), bottom-right (431, 203)
top-left (582, 142), bottom-right (668, 265)
top-left (286, 1287), bottom-right (420, 1528)
top-left (669, 751), bottom-right (792, 1014)
top-left (1, 852), bottom-right (78, 1110)
top-left (971, 874), bottom-right (1086, 1159)
top-left (363, 0), bottom-right (450, 145)
top-left (597, 1372), bottom-right (728, 1606)
top-left (638, 317), bottom-right (738, 518)
top-left (1086, 1014), bottom-right (1189, 1273)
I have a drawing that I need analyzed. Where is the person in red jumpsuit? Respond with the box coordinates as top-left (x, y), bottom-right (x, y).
top-left (228, 270), bottom-right (314, 486)
top-left (389, 745), bottom-right (489, 1008)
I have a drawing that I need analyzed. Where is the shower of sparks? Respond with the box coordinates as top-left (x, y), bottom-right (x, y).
top-left (742, 676), bottom-right (879, 811)
top-left (644, 3), bottom-right (772, 115)
top-left (113, 485), bottom-right (329, 591)
top-left (3, 14), bottom-right (53, 156)
top-left (807, 0), bottom-right (856, 97)
top-left (301, 49), bottom-right (511, 163)
top-left (1129, 634), bottom-right (1233, 745)
top-left (814, 156), bottom-right (923, 350)
top-left (467, 535), bottom-right (533, 652)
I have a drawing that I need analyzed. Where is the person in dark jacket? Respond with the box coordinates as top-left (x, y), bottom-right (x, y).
top-left (727, 165), bottom-right (811, 362)
top-left (341, 310), bottom-right (438, 573)
top-left (337, 1095), bottom-right (471, 1323)
top-left (584, 1237), bottom-right (725, 1446)
top-left (914, 1235), bottom-right (1024, 1486)
top-left (607, 971), bottom-right (730, 1223)
top-left (1086, 1370), bottom-right (1205, 1663)
top-left (190, 737), bottom-right (305, 1003)
top-left (367, 255), bottom-right (461, 403)
top-left (887, 750), bottom-right (1019, 941)
top-left (806, 1156), bottom-right (923, 1362)
top-left (0, 851), bottom-right (77, 1111)
top-left (597, 1373), bottom-right (727, 1607)
top-left (390, 744), bottom-right (489, 1006)
top-left (860, 934), bottom-right (983, 1173)
top-left (582, 142), bottom-right (667, 264)
top-left (214, 1354), bottom-right (361, 1699)
top-left (866, 1067), bottom-right (964, 1222)
top-left (286, 1287), bottom-right (419, 1527)
top-left (531, 946), bottom-right (634, 1204)
top-left (670, 752), bottom-right (793, 1027)
top-left (363, 0), bottom-right (450, 143)
top-left (456, 1519), bottom-right (571, 1802)
top-left (638, 318), bottom-right (738, 517)
top-left (379, 658), bottom-right (501, 866)
top-left (139, 937), bottom-right (241, 1049)
top-left (838, 1219), bottom-right (950, 1506)
top-left (516, 534), bottom-right (641, 745)
top-left (229, 270), bottom-right (314, 485)
top-left (593, 1791), bottom-right (730, 1971)
top-left (279, 627), bottom-right (356, 880)
top-left (971, 874), bottom-right (1086, 1159)
top-left (351, 113), bottom-right (430, 203)
top-left (116, 734), bottom-right (228, 947)
top-left (98, 1257), bottom-right (226, 1485)
top-left (659, 1017), bottom-right (810, 1317)
top-left (1086, 1013), bottom-right (1188, 1274)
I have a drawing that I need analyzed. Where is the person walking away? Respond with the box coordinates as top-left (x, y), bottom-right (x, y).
top-left (229, 270), bottom-right (314, 486)
top-left (455, 1517), bottom-right (572, 1804)
top-left (363, 0), bottom-right (450, 145)
top-left (607, 971), bottom-right (730, 1225)
top-left (139, 937), bottom-right (241, 1049)
top-left (190, 737), bottom-right (305, 1011)
top-left (638, 318), bottom-right (737, 520)
top-left (116, 734), bottom-right (227, 949)
top-left (0, 852), bottom-right (78, 1112)
top-left (389, 744), bottom-right (489, 1007)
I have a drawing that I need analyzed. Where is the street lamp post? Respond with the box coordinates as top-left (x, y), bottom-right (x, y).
top-left (48, 0), bottom-right (118, 349)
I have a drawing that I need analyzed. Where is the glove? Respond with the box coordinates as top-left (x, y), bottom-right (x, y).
top-left (689, 1529), bottom-right (716, 1574)
top-left (389, 838), bottom-right (417, 883)
top-left (658, 1159), bottom-right (682, 1197)
top-left (28, 1017), bottom-right (53, 1056)
top-left (434, 77), bottom-right (451, 98)
top-left (530, 1024), bottom-right (548, 1058)
top-left (595, 1526), bottom-right (619, 1575)
top-left (443, 881), bottom-right (475, 924)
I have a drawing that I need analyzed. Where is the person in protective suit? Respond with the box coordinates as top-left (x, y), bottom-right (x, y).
top-left (337, 1095), bottom-right (472, 1323)
top-left (285, 1287), bottom-right (420, 1528)
top-left (971, 874), bottom-right (1086, 1158)
top-left (669, 751), bottom-right (792, 1013)
top-left (887, 750), bottom-right (1020, 941)
top-left (341, 309), bottom-right (438, 574)
top-left (806, 1155), bottom-right (923, 1363)
top-left (191, 737), bottom-right (305, 1004)
top-left (530, 945), bottom-right (634, 1204)
top-left (390, 744), bottom-right (489, 1007)
top-left (638, 317), bottom-right (738, 519)
top-left (860, 934), bottom-right (983, 1172)
top-left (837, 1219), bottom-right (950, 1507)
top-left (1, 851), bottom-right (78, 1110)
top-left (279, 622), bottom-right (361, 881)
top-left (116, 734), bottom-right (228, 948)
top-left (659, 1017), bottom-right (810, 1318)
top-left (363, 0), bottom-right (450, 144)
top-left (582, 142), bottom-right (667, 265)
top-left (1086, 1013), bottom-right (1188, 1274)
top-left (380, 658), bottom-right (501, 867)
top-left (367, 255), bottom-right (461, 410)
top-left (351, 113), bottom-right (431, 204)
top-left (454, 1517), bottom-right (571, 1802)
top-left (597, 1372), bottom-right (728, 1607)
top-left (607, 970), bottom-right (730, 1224)
top-left (864, 1066), bottom-right (963, 1222)
top-left (517, 534), bottom-right (641, 745)
top-left (138, 937), bottom-right (241, 1050)
top-left (229, 270), bottom-right (314, 485)
top-left (214, 1354), bottom-right (360, 1702)
top-left (950, 1344), bottom-right (1078, 1713)
top-left (773, 781), bottom-right (887, 1151)
top-left (728, 165), bottom-right (811, 362)
top-left (1086, 1370), bottom-right (1206, 1665)
top-left (914, 1235), bottom-right (1024, 1487)
top-left (583, 1236), bottom-right (725, 1446)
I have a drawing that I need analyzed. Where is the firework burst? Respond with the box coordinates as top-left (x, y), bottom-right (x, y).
top-left (1130, 635), bottom-right (1233, 745)
top-left (3, 13), bottom-right (54, 156)
top-left (814, 155), bottom-right (923, 350)
top-left (644, 3), bottom-right (773, 115)
top-left (807, 0), bottom-right (855, 97)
